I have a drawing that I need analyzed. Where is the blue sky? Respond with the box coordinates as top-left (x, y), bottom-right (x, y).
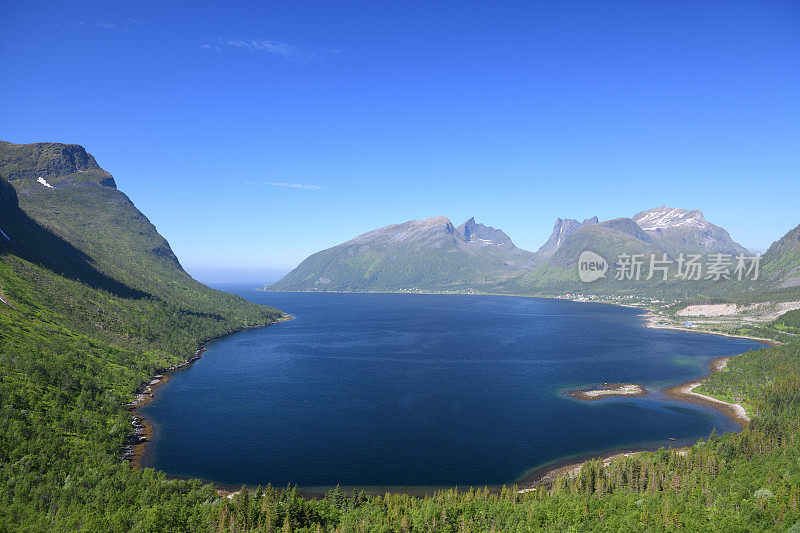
top-left (2, 1), bottom-right (799, 282)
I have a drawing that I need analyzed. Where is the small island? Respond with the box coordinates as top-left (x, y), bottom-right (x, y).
top-left (569, 383), bottom-right (646, 401)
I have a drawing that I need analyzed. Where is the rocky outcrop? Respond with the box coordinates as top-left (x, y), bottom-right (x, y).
top-left (457, 217), bottom-right (515, 247)
top-left (536, 216), bottom-right (598, 258)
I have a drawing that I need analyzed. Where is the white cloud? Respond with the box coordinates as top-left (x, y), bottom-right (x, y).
top-left (201, 37), bottom-right (341, 62)
top-left (213, 37), bottom-right (310, 61)
top-left (223, 38), bottom-right (300, 56)
top-left (244, 180), bottom-right (327, 190)
top-left (270, 182), bottom-right (328, 190)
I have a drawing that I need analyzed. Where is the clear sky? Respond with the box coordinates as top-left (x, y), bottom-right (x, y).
top-left (2, 1), bottom-right (799, 282)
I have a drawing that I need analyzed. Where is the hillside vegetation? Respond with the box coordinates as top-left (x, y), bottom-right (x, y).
top-left (774, 310), bottom-right (800, 335)
top-left (0, 142), bottom-right (284, 530)
top-left (2, 142), bottom-right (800, 531)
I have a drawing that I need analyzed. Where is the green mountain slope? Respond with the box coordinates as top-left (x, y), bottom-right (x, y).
top-left (271, 215), bottom-right (540, 292)
top-left (3, 141), bottom-right (196, 295)
top-left (0, 141), bottom-right (284, 530)
top-left (681, 223), bottom-right (800, 305)
top-left (772, 307), bottom-right (800, 334)
top-left (761, 223), bottom-right (800, 290)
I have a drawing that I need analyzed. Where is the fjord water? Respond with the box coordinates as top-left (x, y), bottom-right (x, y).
top-left (141, 289), bottom-right (762, 488)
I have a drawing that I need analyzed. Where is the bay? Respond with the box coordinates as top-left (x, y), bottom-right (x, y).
top-left (140, 288), bottom-right (762, 489)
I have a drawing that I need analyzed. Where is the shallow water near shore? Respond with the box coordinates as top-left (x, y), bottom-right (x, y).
top-left (140, 287), bottom-right (763, 488)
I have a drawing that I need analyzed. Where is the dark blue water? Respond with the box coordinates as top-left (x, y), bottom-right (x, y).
top-left (140, 288), bottom-right (763, 488)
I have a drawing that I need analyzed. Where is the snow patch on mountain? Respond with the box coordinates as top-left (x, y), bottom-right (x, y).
top-left (633, 207), bottom-right (708, 231)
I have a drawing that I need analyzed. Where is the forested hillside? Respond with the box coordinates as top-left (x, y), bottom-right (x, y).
top-left (2, 142), bottom-right (799, 531)
top-left (0, 142), bottom-right (284, 530)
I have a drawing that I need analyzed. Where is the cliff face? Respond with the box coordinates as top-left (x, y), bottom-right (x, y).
top-left (535, 217), bottom-right (598, 259)
top-left (0, 141), bottom-right (114, 186)
top-left (457, 217), bottom-right (516, 247)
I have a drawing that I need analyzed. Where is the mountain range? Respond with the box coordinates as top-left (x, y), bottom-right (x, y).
top-left (273, 206), bottom-right (800, 298)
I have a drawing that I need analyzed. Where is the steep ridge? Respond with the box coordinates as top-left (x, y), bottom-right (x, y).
top-left (0, 142), bottom-right (185, 292)
top-left (0, 142), bottom-right (285, 530)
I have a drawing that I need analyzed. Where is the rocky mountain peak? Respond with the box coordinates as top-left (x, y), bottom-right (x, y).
top-left (632, 206), bottom-right (747, 256)
top-left (457, 217), bottom-right (514, 247)
top-left (422, 215), bottom-right (452, 226)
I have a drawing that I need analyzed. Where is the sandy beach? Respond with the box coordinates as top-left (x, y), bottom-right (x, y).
top-left (663, 356), bottom-right (750, 427)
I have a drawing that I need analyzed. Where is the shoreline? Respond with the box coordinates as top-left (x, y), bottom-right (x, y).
top-left (636, 308), bottom-right (771, 430)
top-left (640, 310), bottom-right (780, 347)
top-left (517, 448), bottom-right (657, 492)
top-left (124, 315), bottom-right (294, 469)
top-left (129, 288), bottom-right (770, 494)
top-left (516, 352), bottom-right (757, 490)
top-left (662, 356), bottom-right (750, 428)
top-left (516, 322), bottom-right (766, 489)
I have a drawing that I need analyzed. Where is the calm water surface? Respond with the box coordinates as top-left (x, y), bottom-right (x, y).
top-left (140, 288), bottom-right (763, 488)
